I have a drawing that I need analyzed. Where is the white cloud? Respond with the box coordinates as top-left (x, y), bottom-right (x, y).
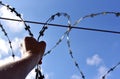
top-left (12, 37), bottom-right (23, 51)
top-left (0, 37), bottom-right (23, 58)
top-left (71, 74), bottom-right (81, 79)
top-left (0, 6), bottom-right (24, 32)
top-left (86, 54), bottom-right (102, 66)
top-left (0, 38), bottom-right (9, 55)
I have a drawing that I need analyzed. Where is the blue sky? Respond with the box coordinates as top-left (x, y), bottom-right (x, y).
top-left (0, 0), bottom-right (120, 79)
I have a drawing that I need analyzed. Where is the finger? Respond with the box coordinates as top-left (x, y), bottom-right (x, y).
top-left (24, 36), bottom-right (37, 51)
top-left (38, 41), bottom-right (46, 57)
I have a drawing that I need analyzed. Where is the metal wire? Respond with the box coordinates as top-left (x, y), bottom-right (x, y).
top-left (0, 1), bottom-right (34, 37)
top-left (102, 62), bottom-right (120, 79)
top-left (73, 12), bottom-right (120, 26)
top-left (66, 27), bottom-right (85, 79)
top-left (37, 12), bottom-right (71, 41)
top-left (41, 12), bottom-right (71, 55)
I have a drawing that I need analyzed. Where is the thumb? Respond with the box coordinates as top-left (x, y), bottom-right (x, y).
top-left (38, 41), bottom-right (46, 64)
top-left (38, 41), bottom-right (46, 58)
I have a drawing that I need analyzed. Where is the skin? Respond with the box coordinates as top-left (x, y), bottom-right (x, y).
top-left (0, 37), bottom-right (46, 79)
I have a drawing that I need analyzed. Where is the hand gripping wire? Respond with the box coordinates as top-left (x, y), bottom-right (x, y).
top-left (0, 1), bottom-right (41, 79)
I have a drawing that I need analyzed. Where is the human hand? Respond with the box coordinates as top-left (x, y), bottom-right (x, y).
top-left (21, 37), bottom-right (46, 64)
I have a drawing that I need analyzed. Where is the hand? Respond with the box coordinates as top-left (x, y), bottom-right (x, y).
top-left (0, 37), bottom-right (46, 79)
top-left (21, 36), bottom-right (46, 63)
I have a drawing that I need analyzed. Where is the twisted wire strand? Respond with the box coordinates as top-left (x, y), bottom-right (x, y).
top-left (0, 1), bottom-right (33, 37)
top-left (42, 12), bottom-right (85, 79)
top-left (37, 12), bottom-right (71, 41)
top-left (73, 12), bottom-right (120, 26)
top-left (0, 23), bottom-right (15, 60)
top-left (38, 12), bottom-right (71, 56)
top-left (102, 62), bottom-right (120, 79)
top-left (66, 28), bottom-right (85, 79)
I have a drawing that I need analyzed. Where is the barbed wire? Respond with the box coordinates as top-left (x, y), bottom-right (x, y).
top-left (37, 12), bottom-right (71, 41)
top-left (66, 27), bottom-right (85, 79)
top-left (0, 1), bottom-right (120, 79)
top-left (42, 12), bottom-right (71, 56)
top-left (73, 12), bottom-right (120, 26)
top-left (102, 61), bottom-right (120, 79)
top-left (0, 1), bottom-right (34, 37)
top-left (40, 12), bottom-right (85, 79)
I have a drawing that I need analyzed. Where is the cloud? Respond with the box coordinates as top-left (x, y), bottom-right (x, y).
top-left (0, 6), bottom-right (24, 32)
top-left (0, 38), bottom-right (9, 55)
top-left (0, 37), bottom-right (23, 57)
top-left (12, 37), bottom-right (23, 51)
top-left (86, 54), bottom-right (102, 66)
top-left (71, 74), bottom-right (81, 79)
